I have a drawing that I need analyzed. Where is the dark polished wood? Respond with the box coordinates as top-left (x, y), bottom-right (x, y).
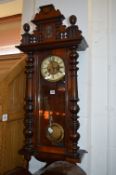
top-left (16, 4), bottom-right (88, 167)
top-left (19, 52), bottom-right (36, 167)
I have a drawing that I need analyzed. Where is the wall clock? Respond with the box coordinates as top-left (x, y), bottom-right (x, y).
top-left (17, 4), bottom-right (88, 166)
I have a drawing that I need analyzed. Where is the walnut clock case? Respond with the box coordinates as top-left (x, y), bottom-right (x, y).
top-left (17, 4), bottom-right (88, 166)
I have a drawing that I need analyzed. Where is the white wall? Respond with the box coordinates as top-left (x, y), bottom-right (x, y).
top-left (22, 0), bottom-right (116, 174)
top-left (21, 0), bottom-right (35, 29)
top-left (90, 1), bottom-right (116, 175)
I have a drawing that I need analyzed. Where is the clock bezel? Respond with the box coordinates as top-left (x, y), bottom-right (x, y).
top-left (40, 55), bottom-right (65, 82)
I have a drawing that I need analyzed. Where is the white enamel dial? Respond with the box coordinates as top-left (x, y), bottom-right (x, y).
top-left (41, 56), bottom-right (65, 82)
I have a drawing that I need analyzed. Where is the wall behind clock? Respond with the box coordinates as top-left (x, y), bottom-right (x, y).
top-left (21, 0), bottom-right (116, 175)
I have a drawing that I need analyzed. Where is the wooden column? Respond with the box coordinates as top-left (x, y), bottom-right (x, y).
top-left (69, 46), bottom-right (80, 158)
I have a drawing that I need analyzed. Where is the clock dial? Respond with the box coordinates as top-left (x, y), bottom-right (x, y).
top-left (41, 56), bottom-right (65, 82)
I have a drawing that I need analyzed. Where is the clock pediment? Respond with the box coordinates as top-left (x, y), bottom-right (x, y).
top-left (32, 4), bottom-right (65, 42)
top-left (17, 4), bottom-right (88, 51)
top-left (32, 4), bottom-right (65, 24)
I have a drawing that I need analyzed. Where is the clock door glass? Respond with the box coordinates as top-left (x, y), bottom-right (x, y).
top-left (37, 56), bottom-right (66, 147)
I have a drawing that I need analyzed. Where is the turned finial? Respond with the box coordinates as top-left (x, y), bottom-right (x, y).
top-left (23, 23), bottom-right (30, 33)
top-left (69, 15), bottom-right (77, 25)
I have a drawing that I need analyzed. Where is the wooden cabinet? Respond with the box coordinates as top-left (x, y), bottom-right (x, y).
top-left (17, 4), bottom-right (88, 166)
top-left (0, 54), bottom-right (26, 174)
